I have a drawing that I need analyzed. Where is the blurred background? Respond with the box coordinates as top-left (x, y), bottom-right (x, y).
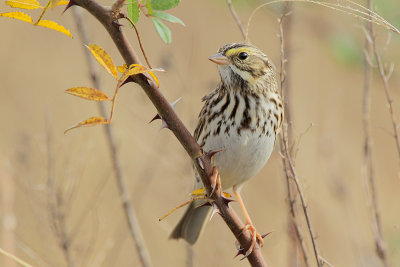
top-left (1, 0), bottom-right (400, 266)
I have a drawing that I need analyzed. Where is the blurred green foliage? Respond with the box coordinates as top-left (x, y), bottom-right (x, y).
top-left (329, 34), bottom-right (363, 67)
top-left (374, 0), bottom-right (400, 31)
top-left (127, 0), bottom-right (183, 44)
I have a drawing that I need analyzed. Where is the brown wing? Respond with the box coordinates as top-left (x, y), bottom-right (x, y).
top-left (193, 84), bottom-right (223, 142)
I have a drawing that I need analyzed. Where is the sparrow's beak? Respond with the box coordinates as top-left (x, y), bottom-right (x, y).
top-left (209, 52), bottom-right (229, 65)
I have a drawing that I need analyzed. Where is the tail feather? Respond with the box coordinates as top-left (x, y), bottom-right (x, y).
top-left (170, 201), bottom-right (211, 244)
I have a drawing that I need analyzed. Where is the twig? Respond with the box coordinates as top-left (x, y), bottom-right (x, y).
top-left (72, 7), bottom-right (153, 267)
top-left (278, 10), bottom-right (311, 267)
top-left (121, 14), bottom-right (152, 68)
top-left (15, 237), bottom-right (52, 267)
top-left (0, 248), bottom-right (32, 267)
top-left (69, 1), bottom-right (267, 265)
top-left (226, 0), bottom-right (246, 40)
top-left (362, 1), bottom-right (390, 265)
top-left (1, 156), bottom-right (17, 267)
top-left (46, 117), bottom-right (75, 267)
top-left (319, 256), bottom-right (334, 267)
top-left (278, 12), bottom-right (326, 267)
top-left (245, 0), bottom-right (399, 41)
top-left (371, 31), bottom-right (400, 163)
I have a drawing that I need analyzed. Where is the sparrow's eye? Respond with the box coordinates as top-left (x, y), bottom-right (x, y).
top-left (238, 52), bottom-right (248, 60)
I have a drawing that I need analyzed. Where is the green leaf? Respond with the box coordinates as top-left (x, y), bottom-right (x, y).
top-left (152, 18), bottom-right (171, 43)
top-left (150, 0), bottom-right (180, 10)
top-left (127, 0), bottom-right (139, 24)
top-left (145, 0), bottom-right (152, 15)
top-left (152, 11), bottom-right (184, 26)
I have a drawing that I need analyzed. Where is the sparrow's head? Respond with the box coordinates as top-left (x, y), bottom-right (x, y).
top-left (209, 43), bottom-right (277, 93)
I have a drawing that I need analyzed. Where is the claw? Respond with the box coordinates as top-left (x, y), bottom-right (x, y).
top-left (237, 224), bottom-right (266, 258)
top-left (205, 148), bottom-right (224, 165)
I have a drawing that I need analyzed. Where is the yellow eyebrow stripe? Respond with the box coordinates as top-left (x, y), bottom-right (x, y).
top-left (225, 47), bottom-right (249, 57)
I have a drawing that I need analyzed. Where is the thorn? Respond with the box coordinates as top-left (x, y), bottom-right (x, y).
top-left (120, 76), bottom-right (134, 87)
top-left (196, 157), bottom-right (205, 170)
top-left (234, 241), bottom-right (245, 259)
top-left (112, 20), bottom-right (123, 29)
top-left (221, 195), bottom-right (234, 207)
top-left (234, 249), bottom-right (245, 259)
top-left (233, 231), bottom-right (270, 261)
top-left (160, 119), bottom-right (169, 130)
top-left (149, 114), bottom-right (161, 123)
top-left (148, 97), bottom-right (181, 126)
top-left (260, 232), bottom-right (272, 240)
top-left (209, 202), bottom-right (221, 221)
top-left (63, 0), bottom-right (77, 13)
top-left (233, 243), bottom-right (252, 261)
top-left (240, 250), bottom-right (251, 261)
top-left (170, 97), bottom-right (182, 109)
top-left (233, 241), bottom-right (254, 260)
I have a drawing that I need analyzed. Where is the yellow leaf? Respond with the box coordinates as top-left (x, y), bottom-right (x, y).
top-left (222, 192), bottom-right (232, 198)
top-left (87, 44), bottom-right (117, 79)
top-left (119, 64), bottom-right (146, 84)
top-left (65, 87), bottom-right (110, 101)
top-left (64, 117), bottom-right (109, 133)
top-left (56, 0), bottom-right (69, 5)
top-left (148, 71), bottom-right (159, 88)
top-left (191, 188), bottom-right (205, 196)
top-left (117, 65), bottom-right (127, 73)
top-left (36, 20), bottom-right (72, 37)
top-left (0, 12), bottom-right (33, 24)
top-left (6, 0), bottom-right (42, 9)
top-left (118, 64), bottom-right (164, 86)
top-left (191, 188), bottom-right (232, 198)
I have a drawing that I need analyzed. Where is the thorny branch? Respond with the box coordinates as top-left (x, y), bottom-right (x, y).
top-left (72, 7), bottom-right (153, 267)
top-left (278, 12), bottom-right (327, 267)
top-left (362, 0), bottom-right (389, 266)
top-left (68, 0), bottom-right (267, 266)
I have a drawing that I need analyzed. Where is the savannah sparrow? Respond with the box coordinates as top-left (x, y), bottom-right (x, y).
top-left (171, 43), bottom-right (283, 249)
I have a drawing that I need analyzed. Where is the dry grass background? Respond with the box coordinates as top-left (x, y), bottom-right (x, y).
top-left (1, 0), bottom-right (400, 266)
